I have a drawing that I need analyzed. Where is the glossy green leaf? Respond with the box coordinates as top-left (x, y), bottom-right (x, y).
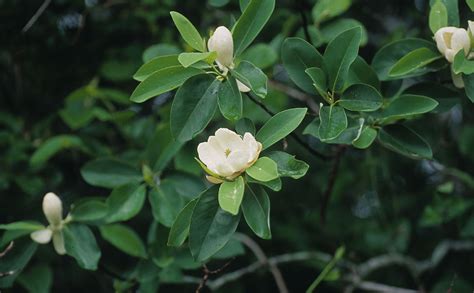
top-left (256, 108), bottom-right (307, 149)
top-left (266, 151), bottom-right (309, 179)
top-left (318, 105), bottom-right (348, 141)
top-left (232, 0), bottom-right (275, 57)
top-left (463, 74), bottom-right (474, 103)
top-left (240, 43), bottom-right (278, 69)
top-left (81, 158), bottom-right (142, 189)
top-left (231, 61), bottom-right (267, 99)
top-left (71, 199), bottom-right (108, 222)
top-left (218, 176), bottom-right (245, 215)
top-left (0, 221), bottom-right (44, 231)
top-left (133, 55), bottom-right (180, 81)
top-left (30, 135), bottom-right (86, 168)
top-left (352, 126), bottom-right (377, 149)
top-left (0, 238), bottom-right (37, 288)
top-left (100, 224), bottom-right (147, 258)
top-left (235, 118), bottom-right (256, 135)
top-left (170, 11), bottom-right (205, 52)
top-left (468, 0), bottom-right (474, 10)
top-left (378, 94), bottom-right (439, 124)
top-left (282, 38), bottom-right (324, 94)
top-left (312, 0), bottom-right (351, 24)
top-left (323, 27), bottom-right (361, 93)
top-left (217, 76), bottom-right (243, 121)
top-left (168, 198), bottom-right (198, 247)
top-left (338, 84), bottom-right (383, 112)
top-left (372, 38), bottom-right (445, 80)
top-left (245, 157), bottom-right (278, 182)
top-left (429, 0), bottom-right (448, 33)
top-left (246, 175), bottom-right (282, 191)
top-left (130, 66), bottom-right (203, 103)
top-left (378, 124), bottom-right (432, 159)
top-left (453, 51), bottom-right (474, 75)
top-left (189, 186), bottom-right (241, 261)
top-left (388, 47), bottom-right (442, 78)
top-left (106, 183), bottom-right (146, 223)
top-left (320, 18), bottom-right (367, 46)
top-left (178, 52), bottom-right (216, 67)
top-left (17, 264), bottom-right (53, 293)
top-left (241, 184), bottom-right (271, 239)
top-left (170, 74), bottom-right (219, 142)
top-left (305, 67), bottom-right (327, 98)
top-left (64, 224), bottom-right (101, 270)
top-left (429, 0), bottom-right (459, 26)
top-left (142, 44), bottom-right (180, 63)
top-left (346, 56), bottom-right (381, 90)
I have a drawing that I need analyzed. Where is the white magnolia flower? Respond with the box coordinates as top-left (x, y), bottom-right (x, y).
top-left (197, 128), bottom-right (262, 183)
top-left (434, 27), bottom-right (471, 63)
top-left (30, 192), bottom-right (66, 255)
top-left (207, 26), bottom-right (251, 93)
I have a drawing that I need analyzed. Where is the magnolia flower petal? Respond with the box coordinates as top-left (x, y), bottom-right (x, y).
top-left (435, 27), bottom-right (457, 54)
top-left (30, 228), bottom-right (52, 244)
top-left (243, 133), bottom-right (260, 163)
top-left (208, 26), bottom-right (234, 68)
top-left (215, 162), bottom-right (236, 177)
top-left (53, 231), bottom-right (66, 255)
top-left (206, 175), bottom-right (224, 184)
top-left (237, 80), bottom-right (251, 92)
top-left (42, 192), bottom-right (63, 227)
top-left (451, 28), bottom-right (470, 55)
top-left (226, 149), bottom-right (249, 173)
top-left (198, 141), bottom-right (224, 172)
top-left (215, 128), bottom-right (246, 151)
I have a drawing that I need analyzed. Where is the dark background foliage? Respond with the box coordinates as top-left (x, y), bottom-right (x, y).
top-left (1, 0), bottom-right (474, 292)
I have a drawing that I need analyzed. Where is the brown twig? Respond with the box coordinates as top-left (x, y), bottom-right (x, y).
top-left (234, 233), bottom-right (289, 293)
top-left (196, 259), bottom-right (235, 293)
top-left (0, 241), bottom-right (14, 258)
top-left (244, 92), bottom-right (330, 160)
top-left (320, 145), bottom-right (346, 224)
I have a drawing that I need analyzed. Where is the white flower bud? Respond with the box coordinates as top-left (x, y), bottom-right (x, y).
top-left (30, 228), bottom-right (52, 244)
top-left (434, 27), bottom-right (471, 63)
top-left (208, 26), bottom-right (234, 71)
top-left (42, 192), bottom-right (63, 227)
top-left (197, 128), bottom-right (262, 181)
top-left (52, 231), bottom-right (66, 255)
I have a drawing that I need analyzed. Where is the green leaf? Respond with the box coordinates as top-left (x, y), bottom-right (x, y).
top-left (320, 18), bottom-right (367, 46)
top-left (168, 198), bottom-right (198, 247)
top-left (100, 224), bottom-right (147, 258)
top-left (319, 105), bottom-right (348, 141)
top-left (217, 76), bottom-right (243, 121)
top-left (64, 224), bottom-right (101, 270)
top-left (372, 38), bottom-right (445, 80)
top-left (463, 74), bottom-right (474, 103)
top-left (106, 183), bottom-right (146, 223)
top-left (453, 51), bottom-right (474, 75)
top-left (142, 44), bottom-right (180, 63)
top-left (378, 94), bottom-right (439, 124)
top-left (71, 199), bottom-right (108, 222)
top-left (246, 175), bottom-right (282, 191)
top-left (178, 52), bottom-right (216, 67)
top-left (338, 84), bottom-right (383, 112)
top-left (130, 66), bottom-right (203, 103)
top-left (232, 0), bottom-right (275, 57)
top-left (256, 108), bottom-right (307, 149)
top-left (0, 238), bottom-right (37, 288)
top-left (81, 158), bottom-right (142, 189)
top-left (30, 135), bottom-right (86, 168)
top-left (235, 118), bottom-right (256, 135)
top-left (388, 47), bottom-right (442, 78)
top-left (378, 124), bottom-right (432, 159)
top-left (312, 0), bottom-right (351, 24)
top-left (323, 27), bottom-right (362, 93)
top-left (231, 61), bottom-right (267, 99)
top-left (429, 0), bottom-right (448, 33)
top-left (241, 184), bottom-right (271, 239)
top-left (305, 67), bottom-right (327, 98)
top-left (170, 74), bottom-right (219, 142)
top-left (352, 126), bottom-right (377, 149)
top-left (170, 11), bottom-right (205, 52)
top-left (218, 176), bottom-right (245, 215)
top-left (0, 221), bottom-right (44, 231)
top-left (430, 0), bottom-right (459, 26)
top-left (347, 56), bottom-right (381, 90)
top-left (189, 186), bottom-right (241, 261)
top-left (133, 55), bottom-right (180, 82)
top-left (240, 43), bottom-right (278, 69)
top-left (468, 0), bottom-right (474, 10)
top-left (209, 0), bottom-right (231, 7)
top-left (266, 151), bottom-right (309, 179)
top-left (282, 38), bottom-right (324, 94)
top-left (17, 264), bottom-right (53, 293)
top-left (245, 157), bottom-right (279, 182)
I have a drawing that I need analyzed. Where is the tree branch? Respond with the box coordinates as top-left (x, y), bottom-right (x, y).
top-left (268, 80), bottom-right (319, 114)
top-left (244, 92), bottom-right (330, 160)
top-left (320, 145), bottom-right (346, 223)
top-left (22, 0), bottom-right (52, 33)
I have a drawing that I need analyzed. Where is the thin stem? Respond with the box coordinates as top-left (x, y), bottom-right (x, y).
top-left (320, 145), bottom-right (346, 223)
top-left (196, 259), bottom-right (234, 293)
top-left (22, 0), bottom-right (52, 33)
top-left (244, 92), bottom-right (330, 160)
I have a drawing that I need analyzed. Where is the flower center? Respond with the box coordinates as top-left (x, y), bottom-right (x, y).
top-left (225, 148), bottom-right (231, 157)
